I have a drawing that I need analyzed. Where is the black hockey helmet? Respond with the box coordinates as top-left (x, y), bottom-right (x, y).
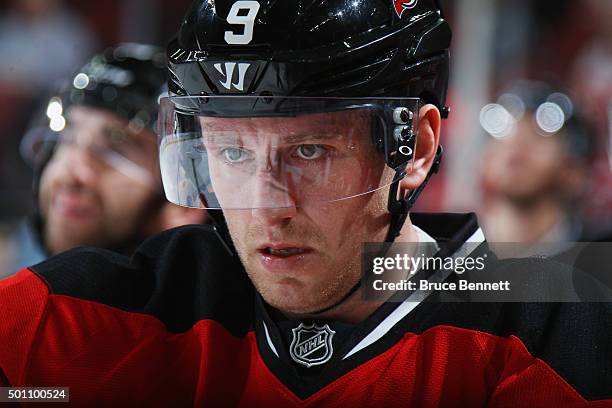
top-left (22, 43), bottom-right (167, 168)
top-left (168, 0), bottom-right (451, 110)
top-left (62, 43), bottom-right (167, 129)
top-left (160, 0), bottom-right (452, 246)
top-left (22, 43), bottom-right (167, 247)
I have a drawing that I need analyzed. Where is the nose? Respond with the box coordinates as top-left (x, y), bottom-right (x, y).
top-left (58, 143), bottom-right (100, 187)
top-left (250, 172), bottom-right (298, 226)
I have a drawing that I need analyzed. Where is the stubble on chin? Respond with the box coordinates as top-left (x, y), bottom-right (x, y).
top-left (236, 236), bottom-right (363, 315)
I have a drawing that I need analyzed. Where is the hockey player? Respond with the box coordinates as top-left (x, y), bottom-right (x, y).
top-left (3, 43), bottom-right (206, 276)
top-left (0, 1), bottom-right (610, 406)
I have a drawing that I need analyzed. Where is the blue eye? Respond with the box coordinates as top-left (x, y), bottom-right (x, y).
top-left (222, 147), bottom-right (250, 163)
top-left (294, 144), bottom-right (327, 160)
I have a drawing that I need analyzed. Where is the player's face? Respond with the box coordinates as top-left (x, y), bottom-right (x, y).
top-left (38, 106), bottom-right (161, 255)
top-left (203, 110), bottom-right (393, 314)
top-left (486, 116), bottom-right (567, 201)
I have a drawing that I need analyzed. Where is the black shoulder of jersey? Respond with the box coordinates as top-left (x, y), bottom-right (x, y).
top-left (30, 225), bottom-right (254, 336)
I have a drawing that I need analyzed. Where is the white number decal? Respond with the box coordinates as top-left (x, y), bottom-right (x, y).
top-left (224, 1), bottom-right (260, 45)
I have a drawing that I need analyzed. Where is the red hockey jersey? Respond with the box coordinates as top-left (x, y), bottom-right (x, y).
top-left (1, 214), bottom-right (611, 407)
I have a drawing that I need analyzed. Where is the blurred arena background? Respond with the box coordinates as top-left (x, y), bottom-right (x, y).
top-left (0, 0), bottom-right (610, 255)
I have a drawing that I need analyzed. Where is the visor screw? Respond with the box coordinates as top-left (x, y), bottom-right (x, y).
top-left (260, 91), bottom-right (274, 104)
top-left (441, 106), bottom-right (451, 119)
top-left (394, 125), bottom-right (413, 142)
top-left (393, 107), bottom-right (413, 125)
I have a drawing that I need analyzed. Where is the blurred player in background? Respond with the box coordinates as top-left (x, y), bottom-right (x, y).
top-left (1, 43), bottom-right (206, 277)
top-left (479, 80), bottom-right (595, 246)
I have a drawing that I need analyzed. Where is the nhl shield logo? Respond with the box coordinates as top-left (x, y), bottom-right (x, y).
top-left (289, 323), bottom-right (335, 368)
top-left (393, 0), bottom-right (418, 18)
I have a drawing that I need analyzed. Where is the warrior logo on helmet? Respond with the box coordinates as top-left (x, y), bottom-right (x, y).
top-left (393, 0), bottom-right (418, 18)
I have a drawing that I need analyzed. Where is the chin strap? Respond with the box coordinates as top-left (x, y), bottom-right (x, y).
top-left (385, 146), bottom-right (443, 242)
top-left (205, 205), bottom-right (236, 257)
top-left (309, 278), bottom-right (363, 315)
top-left (310, 147), bottom-right (444, 316)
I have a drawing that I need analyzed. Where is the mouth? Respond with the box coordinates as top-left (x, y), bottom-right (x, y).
top-left (258, 245), bottom-right (311, 257)
top-left (256, 244), bottom-right (316, 272)
top-left (52, 191), bottom-right (97, 220)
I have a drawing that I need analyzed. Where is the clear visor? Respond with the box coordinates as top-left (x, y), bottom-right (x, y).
top-left (21, 122), bottom-right (158, 188)
top-left (158, 96), bottom-right (420, 210)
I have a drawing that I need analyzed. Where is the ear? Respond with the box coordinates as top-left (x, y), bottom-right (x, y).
top-left (399, 104), bottom-right (441, 191)
top-left (145, 202), bottom-right (208, 234)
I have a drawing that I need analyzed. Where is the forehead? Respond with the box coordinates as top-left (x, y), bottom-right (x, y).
top-left (66, 106), bottom-right (155, 143)
top-left (198, 109), bottom-right (371, 134)
top-left (66, 106), bottom-right (126, 129)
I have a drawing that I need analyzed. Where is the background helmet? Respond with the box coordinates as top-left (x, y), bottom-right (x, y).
top-left (23, 43), bottom-right (167, 168)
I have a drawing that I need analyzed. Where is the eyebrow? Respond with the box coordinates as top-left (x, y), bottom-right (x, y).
top-left (102, 125), bottom-right (156, 146)
top-left (201, 131), bottom-right (342, 145)
top-left (280, 132), bottom-right (342, 144)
